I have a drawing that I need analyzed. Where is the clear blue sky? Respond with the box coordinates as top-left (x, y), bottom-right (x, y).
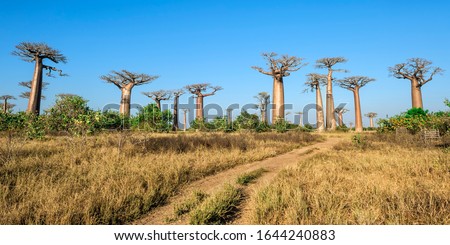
top-left (1, 0), bottom-right (449, 126)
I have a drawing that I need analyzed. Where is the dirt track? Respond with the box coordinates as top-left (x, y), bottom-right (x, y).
top-left (133, 136), bottom-right (342, 225)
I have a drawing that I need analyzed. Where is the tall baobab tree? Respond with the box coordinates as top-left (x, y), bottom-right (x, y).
top-left (389, 58), bottom-right (443, 109)
top-left (254, 92), bottom-right (270, 123)
top-left (185, 83), bottom-right (222, 120)
top-left (12, 42), bottom-right (67, 115)
top-left (172, 89), bottom-right (185, 131)
top-left (316, 57), bottom-right (347, 131)
top-left (252, 52), bottom-right (306, 122)
top-left (142, 90), bottom-right (172, 110)
top-left (335, 107), bottom-right (349, 127)
top-left (337, 76), bottom-right (375, 132)
top-left (19, 81), bottom-right (48, 100)
top-left (305, 73), bottom-right (327, 132)
top-left (101, 70), bottom-right (158, 117)
top-left (296, 112), bottom-right (303, 127)
top-left (0, 95), bottom-right (16, 113)
top-left (365, 112), bottom-right (378, 128)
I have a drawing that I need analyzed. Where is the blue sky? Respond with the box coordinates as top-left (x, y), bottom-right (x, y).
top-left (1, 0), bottom-right (449, 126)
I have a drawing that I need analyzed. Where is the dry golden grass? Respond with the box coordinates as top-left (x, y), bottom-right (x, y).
top-left (251, 134), bottom-right (450, 224)
top-left (0, 131), bottom-right (318, 224)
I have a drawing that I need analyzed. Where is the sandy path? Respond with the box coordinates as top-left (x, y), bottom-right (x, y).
top-left (133, 136), bottom-right (342, 225)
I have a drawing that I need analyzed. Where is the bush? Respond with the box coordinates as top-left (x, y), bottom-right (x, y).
top-left (131, 104), bottom-right (172, 132)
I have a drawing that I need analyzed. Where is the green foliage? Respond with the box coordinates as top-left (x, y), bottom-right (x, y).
top-left (351, 133), bottom-right (369, 150)
top-left (25, 114), bottom-right (46, 139)
top-left (444, 98), bottom-right (450, 108)
top-left (174, 191), bottom-right (209, 217)
top-left (234, 111), bottom-right (260, 130)
top-left (132, 104), bottom-right (172, 132)
top-left (405, 107), bottom-right (428, 118)
top-left (273, 119), bottom-right (288, 133)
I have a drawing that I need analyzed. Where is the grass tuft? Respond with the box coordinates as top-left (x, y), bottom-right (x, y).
top-left (236, 168), bottom-right (266, 186)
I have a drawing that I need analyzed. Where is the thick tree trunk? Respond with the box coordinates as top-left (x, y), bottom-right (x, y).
top-left (183, 110), bottom-right (187, 131)
top-left (316, 86), bottom-right (325, 132)
top-left (299, 115), bottom-right (303, 127)
top-left (27, 57), bottom-right (43, 115)
top-left (120, 86), bottom-right (133, 117)
top-left (196, 96), bottom-right (204, 120)
top-left (272, 76), bottom-right (284, 123)
top-left (325, 69), bottom-right (336, 130)
top-left (172, 96), bottom-right (179, 131)
top-left (227, 109), bottom-right (232, 125)
top-left (411, 79), bottom-right (423, 108)
top-left (3, 99), bottom-right (7, 113)
top-left (369, 117), bottom-right (374, 128)
top-left (353, 88), bottom-right (363, 132)
top-left (261, 108), bottom-right (266, 123)
top-left (155, 100), bottom-right (161, 110)
top-left (337, 112), bottom-right (343, 127)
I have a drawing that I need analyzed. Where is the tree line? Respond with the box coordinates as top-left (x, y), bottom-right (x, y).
top-left (1, 42), bottom-right (445, 133)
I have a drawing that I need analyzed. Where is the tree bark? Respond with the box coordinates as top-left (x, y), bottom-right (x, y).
top-left (353, 88), bottom-right (363, 132)
top-left (337, 112), bottom-right (343, 127)
top-left (155, 100), bottom-right (161, 110)
top-left (27, 57), bottom-right (43, 115)
top-left (172, 96), bottom-right (179, 131)
top-left (120, 85), bottom-right (133, 117)
top-left (183, 110), bottom-right (187, 131)
top-left (325, 69), bottom-right (336, 130)
top-left (196, 96), bottom-right (204, 120)
top-left (261, 108), bottom-right (266, 123)
top-left (316, 86), bottom-right (325, 132)
top-left (369, 117), bottom-right (374, 128)
top-left (272, 76), bottom-right (284, 122)
top-left (411, 78), bottom-right (424, 108)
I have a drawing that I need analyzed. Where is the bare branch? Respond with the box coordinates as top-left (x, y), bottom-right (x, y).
top-left (336, 76), bottom-right (375, 91)
top-left (315, 57), bottom-right (347, 70)
top-left (172, 89), bottom-right (185, 97)
top-left (12, 42), bottom-right (67, 63)
top-left (305, 73), bottom-right (327, 91)
top-left (101, 70), bottom-right (159, 89)
top-left (142, 90), bottom-right (173, 101)
top-left (389, 58), bottom-right (444, 87)
top-left (253, 52), bottom-right (306, 78)
top-left (364, 112), bottom-right (378, 118)
top-left (185, 83), bottom-right (222, 97)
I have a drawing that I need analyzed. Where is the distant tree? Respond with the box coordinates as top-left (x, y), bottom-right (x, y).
top-left (185, 83), bottom-right (222, 120)
top-left (296, 112), bottom-right (303, 127)
top-left (12, 42), bottom-right (67, 115)
top-left (316, 57), bottom-right (347, 131)
top-left (0, 95), bottom-right (16, 113)
top-left (305, 73), bottom-right (327, 132)
top-left (254, 92), bottom-right (270, 123)
top-left (252, 52), bottom-right (306, 122)
top-left (389, 58), bottom-right (443, 109)
top-left (142, 90), bottom-right (172, 110)
top-left (19, 81), bottom-right (49, 100)
top-left (365, 112), bottom-right (378, 128)
top-left (101, 70), bottom-right (158, 117)
top-left (337, 76), bottom-right (375, 132)
top-left (335, 107), bottom-right (349, 127)
top-left (172, 89), bottom-right (185, 131)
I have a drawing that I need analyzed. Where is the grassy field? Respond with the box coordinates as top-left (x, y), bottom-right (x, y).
top-left (250, 133), bottom-right (450, 224)
top-left (0, 131), bottom-right (319, 224)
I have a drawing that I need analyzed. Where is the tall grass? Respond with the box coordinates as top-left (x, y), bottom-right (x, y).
top-left (251, 135), bottom-right (450, 224)
top-left (0, 131), bottom-right (318, 224)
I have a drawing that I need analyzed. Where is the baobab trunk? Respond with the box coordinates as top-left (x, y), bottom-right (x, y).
top-left (337, 112), bottom-right (343, 127)
top-left (272, 77), bottom-right (284, 122)
top-left (155, 100), bottom-right (161, 110)
top-left (326, 70), bottom-right (336, 130)
top-left (369, 117), bottom-right (374, 128)
top-left (2, 103), bottom-right (6, 113)
top-left (411, 78), bottom-right (423, 108)
top-left (172, 96), bottom-right (179, 131)
top-left (353, 88), bottom-right (363, 132)
top-left (27, 58), bottom-right (43, 115)
top-left (120, 87), bottom-right (132, 117)
top-left (316, 86), bottom-right (325, 132)
top-left (196, 96), bottom-right (204, 120)
top-left (261, 109), bottom-right (266, 123)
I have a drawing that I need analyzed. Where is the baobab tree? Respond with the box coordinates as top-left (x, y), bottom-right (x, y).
top-left (172, 89), bottom-right (185, 131)
top-left (0, 103), bottom-right (15, 113)
top-left (0, 95), bottom-right (16, 113)
top-left (305, 73), bottom-right (327, 132)
top-left (316, 57), bottom-right (347, 131)
top-left (252, 52), bottom-right (306, 122)
top-left (142, 90), bottom-right (172, 110)
top-left (389, 58), bottom-right (443, 109)
top-left (296, 112), bottom-right (303, 127)
top-left (101, 70), bottom-right (158, 117)
top-left (185, 83), bottom-right (222, 120)
top-left (12, 42), bottom-right (67, 115)
top-left (254, 92), bottom-right (270, 123)
top-left (335, 107), bottom-right (349, 127)
top-left (337, 76), bottom-right (375, 132)
top-left (365, 112), bottom-right (378, 128)
top-left (19, 81), bottom-right (48, 100)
